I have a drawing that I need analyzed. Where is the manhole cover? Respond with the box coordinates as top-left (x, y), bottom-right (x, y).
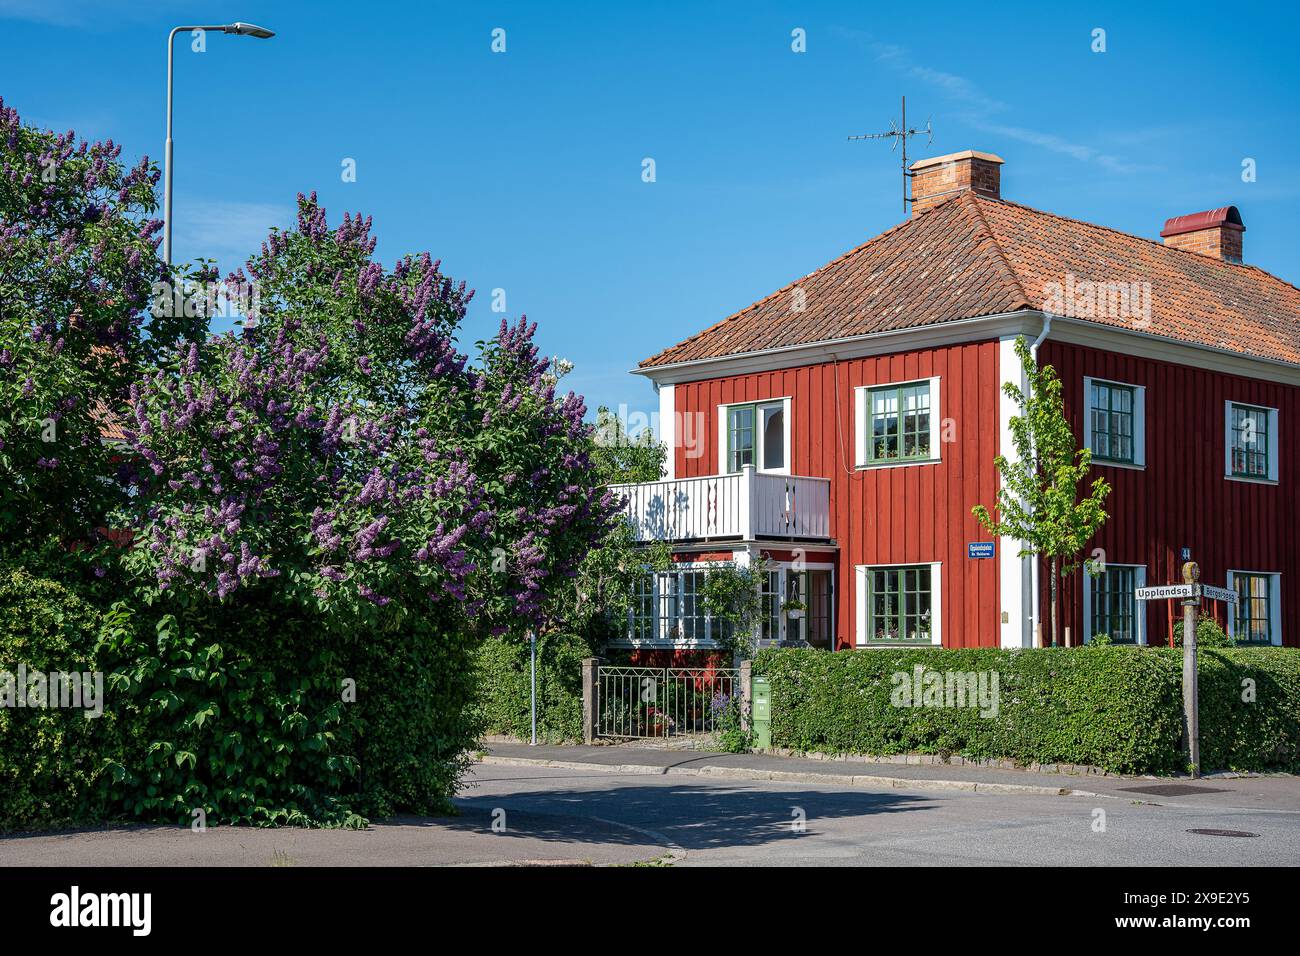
top-left (1186, 829), bottom-right (1259, 838)
top-left (1117, 784), bottom-right (1230, 797)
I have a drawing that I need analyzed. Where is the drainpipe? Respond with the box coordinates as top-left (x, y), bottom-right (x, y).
top-left (1026, 314), bottom-right (1053, 646)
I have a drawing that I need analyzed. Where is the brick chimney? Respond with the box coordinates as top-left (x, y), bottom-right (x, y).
top-left (909, 150), bottom-right (1004, 216)
top-left (1160, 206), bottom-right (1244, 263)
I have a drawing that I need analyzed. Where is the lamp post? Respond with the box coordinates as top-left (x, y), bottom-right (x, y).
top-left (164, 22), bottom-right (275, 269)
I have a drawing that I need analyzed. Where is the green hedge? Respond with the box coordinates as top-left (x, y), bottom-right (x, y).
top-left (754, 645), bottom-right (1300, 775)
top-left (473, 632), bottom-right (592, 744)
top-left (1198, 648), bottom-right (1300, 772)
top-left (1, 562), bottom-right (483, 831)
top-left (0, 566), bottom-right (123, 829)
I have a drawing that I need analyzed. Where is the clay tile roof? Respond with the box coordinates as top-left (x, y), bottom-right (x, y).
top-left (92, 398), bottom-right (128, 443)
top-left (639, 193), bottom-right (1300, 370)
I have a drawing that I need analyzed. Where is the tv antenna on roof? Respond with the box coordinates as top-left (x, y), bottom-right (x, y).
top-left (847, 96), bottom-right (933, 214)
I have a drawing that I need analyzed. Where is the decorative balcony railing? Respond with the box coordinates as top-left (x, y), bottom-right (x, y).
top-left (611, 465), bottom-right (832, 542)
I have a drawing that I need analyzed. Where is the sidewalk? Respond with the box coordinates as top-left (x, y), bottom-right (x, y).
top-left (481, 743), bottom-right (1300, 812)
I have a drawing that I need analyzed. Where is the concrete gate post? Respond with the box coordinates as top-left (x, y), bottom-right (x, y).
top-left (582, 657), bottom-right (601, 744)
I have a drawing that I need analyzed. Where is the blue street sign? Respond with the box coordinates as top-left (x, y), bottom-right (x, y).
top-left (968, 542), bottom-right (995, 559)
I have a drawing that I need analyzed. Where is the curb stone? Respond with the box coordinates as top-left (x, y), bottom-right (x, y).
top-left (477, 754), bottom-right (1086, 798)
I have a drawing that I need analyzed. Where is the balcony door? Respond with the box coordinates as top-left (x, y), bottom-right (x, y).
top-left (724, 400), bottom-right (789, 474)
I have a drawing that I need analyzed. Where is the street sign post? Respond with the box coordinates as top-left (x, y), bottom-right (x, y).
top-left (968, 542), bottom-right (995, 559)
top-left (1134, 562), bottom-right (1238, 778)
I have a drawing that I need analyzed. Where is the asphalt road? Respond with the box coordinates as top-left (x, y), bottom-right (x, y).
top-left (3, 762), bottom-right (1297, 866)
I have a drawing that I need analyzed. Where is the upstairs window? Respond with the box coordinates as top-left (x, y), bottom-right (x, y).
top-left (1084, 377), bottom-right (1146, 468)
top-left (1225, 402), bottom-right (1279, 482)
top-left (1089, 381), bottom-right (1134, 463)
top-left (723, 400), bottom-right (787, 473)
top-left (854, 377), bottom-right (941, 467)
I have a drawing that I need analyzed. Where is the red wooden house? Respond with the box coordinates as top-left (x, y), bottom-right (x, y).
top-left (612, 149), bottom-right (1300, 653)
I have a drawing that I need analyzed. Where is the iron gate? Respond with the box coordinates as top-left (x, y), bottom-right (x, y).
top-left (596, 665), bottom-right (741, 739)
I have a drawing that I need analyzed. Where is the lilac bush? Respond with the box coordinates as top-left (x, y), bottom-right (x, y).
top-left (0, 99), bottom-right (179, 549)
top-left (118, 192), bottom-right (618, 637)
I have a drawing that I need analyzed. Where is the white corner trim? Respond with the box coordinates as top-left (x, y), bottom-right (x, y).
top-left (658, 384), bottom-right (676, 480)
top-left (998, 336), bottom-right (1032, 648)
top-left (930, 561), bottom-right (944, 646)
top-left (1226, 570), bottom-right (1283, 646)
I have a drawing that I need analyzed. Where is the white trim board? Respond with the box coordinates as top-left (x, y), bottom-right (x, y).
top-left (998, 335), bottom-right (1033, 648)
top-left (634, 309), bottom-right (1300, 389)
top-left (658, 384), bottom-right (676, 479)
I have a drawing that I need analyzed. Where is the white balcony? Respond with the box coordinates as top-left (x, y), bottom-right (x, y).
top-left (611, 465), bottom-right (832, 543)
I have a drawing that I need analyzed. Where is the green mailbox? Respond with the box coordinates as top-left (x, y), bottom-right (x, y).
top-left (751, 676), bottom-right (772, 750)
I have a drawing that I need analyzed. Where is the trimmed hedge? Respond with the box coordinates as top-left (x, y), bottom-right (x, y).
top-left (754, 645), bottom-right (1300, 775)
top-left (2, 562), bottom-right (483, 831)
top-left (0, 566), bottom-right (123, 829)
top-left (1198, 648), bottom-right (1300, 772)
top-left (473, 632), bottom-right (592, 744)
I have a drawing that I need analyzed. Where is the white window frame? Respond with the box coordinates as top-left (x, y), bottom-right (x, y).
top-left (1082, 563), bottom-right (1147, 644)
top-left (853, 376), bottom-right (942, 469)
top-left (1083, 376), bottom-right (1146, 469)
top-left (717, 397), bottom-right (792, 476)
top-left (1226, 570), bottom-right (1282, 646)
top-left (1223, 401), bottom-right (1279, 484)
top-left (855, 562), bottom-right (943, 647)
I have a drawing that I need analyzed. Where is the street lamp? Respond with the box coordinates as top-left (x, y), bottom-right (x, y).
top-left (163, 22), bottom-right (276, 269)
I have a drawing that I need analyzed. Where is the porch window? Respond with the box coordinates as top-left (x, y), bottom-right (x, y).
top-left (760, 569), bottom-right (781, 642)
top-left (1225, 402), bottom-right (1278, 481)
top-left (861, 564), bottom-right (936, 645)
top-left (631, 567), bottom-right (731, 645)
top-left (725, 400), bottom-right (787, 473)
top-left (1230, 572), bottom-right (1277, 645)
top-left (1089, 565), bottom-right (1139, 643)
top-left (629, 572), bottom-right (656, 641)
top-left (679, 570), bottom-right (708, 641)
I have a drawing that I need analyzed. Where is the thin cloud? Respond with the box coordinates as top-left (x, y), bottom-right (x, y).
top-left (836, 26), bottom-right (1156, 175)
top-left (172, 199), bottom-right (292, 273)
top-left (0, 0), bottom-right (171, 27)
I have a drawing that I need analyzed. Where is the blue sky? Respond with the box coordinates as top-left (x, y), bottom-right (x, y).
top-left (4, 0), bottom-right (1299, 425)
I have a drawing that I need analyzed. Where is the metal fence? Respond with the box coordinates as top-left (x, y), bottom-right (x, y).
top-left (596, 665), bottom-right (741, 739)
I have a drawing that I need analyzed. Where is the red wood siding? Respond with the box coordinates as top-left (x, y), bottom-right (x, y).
top-left (672, 341), bottom-right (1003, 649)
top-left (1040, 341), bottom-right (1300, 648)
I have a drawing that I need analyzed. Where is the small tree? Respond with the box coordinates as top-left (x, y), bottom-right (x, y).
top-left (562, 406), bottom-right (670, 644)
top-left (701, 558), bottom-right (770, 659)
top-left (972, 336), bottom-right (1111, 646)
